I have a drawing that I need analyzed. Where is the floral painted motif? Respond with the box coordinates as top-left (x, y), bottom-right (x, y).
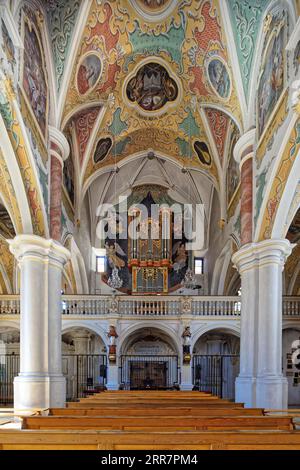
top-left (46, 0), bottom-right (81, 91)
top-left (73, 106), bottom-right (101, 166)
top-left (205, 109), bottom-right (230, 165)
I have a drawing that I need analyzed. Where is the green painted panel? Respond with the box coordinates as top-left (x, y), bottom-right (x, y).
top-left (227, 0), bottom-right (270, 99)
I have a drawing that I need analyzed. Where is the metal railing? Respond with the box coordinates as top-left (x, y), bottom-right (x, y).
top-left (0, 354), bottom-right (19, 405)
top-left (0, 295), bottom-right (299, 318)
top-left (119, 355), bottom-right (180, 390)
top-left (192, 354), bottom-right (240, 400)
top-left (0, 354), bottom-right (107, 405)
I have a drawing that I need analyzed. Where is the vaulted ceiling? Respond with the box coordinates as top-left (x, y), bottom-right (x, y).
top-left (43, 0), bottom-right (272, 223)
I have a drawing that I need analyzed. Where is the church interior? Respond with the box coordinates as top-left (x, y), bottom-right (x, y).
top-left (0, 0), bottom-right (300, 451)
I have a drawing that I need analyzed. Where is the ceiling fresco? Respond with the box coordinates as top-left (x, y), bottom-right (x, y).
top-left (125, 62), bottom-right (179, 113)
top-left (134, 0), bottom-right (174, 11)
top-left (287, 208), bottom-right (300, 245)
top-left (46, 0), bottom-right (81, 91)
top-left (0, 203), bottom-right (16, 239)
top-left (59, 0), bottom-right (242, 192)
top-left (226, 0), bottom-right (270, 100)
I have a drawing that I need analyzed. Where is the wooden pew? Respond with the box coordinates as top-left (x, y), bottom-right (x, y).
top-left (48, 407), bottom-right (265, 417)
top-left (66, 401), bottom-right (245, 409)
top-left (21, 415), bottom-right (293, 431)
top-left (3, 390), bottom-right (299, 450)
top-left (95, 390), bottom-right (213, 398)
top-left (1, 429), bottom-right (300, 450)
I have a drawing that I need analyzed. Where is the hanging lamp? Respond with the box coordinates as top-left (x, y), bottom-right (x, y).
top-left (107, 111), bottom-right (123, 290)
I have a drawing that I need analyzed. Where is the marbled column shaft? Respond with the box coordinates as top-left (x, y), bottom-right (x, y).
top-left (240, 152), bottom-right (253, 246)
top-left (50, 153), bottom-right (63, 241)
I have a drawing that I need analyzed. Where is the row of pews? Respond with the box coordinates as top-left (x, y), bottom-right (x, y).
top-left (1, 391), bottom-right (300, 450)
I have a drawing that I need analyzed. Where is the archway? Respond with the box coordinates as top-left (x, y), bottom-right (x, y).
top-left (192, 328), bottom-right (240, 400)
top-left (0, 326), bottom-right (20, 405)
top-left (120, 326), bottom-right (179, 390)
top-left (61, 327), bottom-right (107, 400)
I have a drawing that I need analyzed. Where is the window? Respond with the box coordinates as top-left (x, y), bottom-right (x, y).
top-left (194, 258), bottom-right (204, 275)
top-left (96, 255), bottom-right (106, 273)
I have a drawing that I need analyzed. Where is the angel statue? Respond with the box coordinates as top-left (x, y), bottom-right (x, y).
top-left (172, 242), bottom-right (187, 272)
top-left (105, 242), bottom-right (126, 269)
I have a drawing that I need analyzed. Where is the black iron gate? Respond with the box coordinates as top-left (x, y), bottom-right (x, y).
top-left (0, 354), bottom-right (107, 404)
top-left (0, 354), bottom-right (19, 405)
top-left (120, 355), bottom-right (180, 390)
top-left (192, 355), bottom-right (239, 400)
top-left (62, 354), bottom-right (107, 401)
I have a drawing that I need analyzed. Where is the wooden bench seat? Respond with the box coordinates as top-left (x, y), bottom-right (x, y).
top-left (95, 390), bottom-right (213, 398)
top-left (2, 391), bottom-right (299, 450)
top-left (66, 401), bottom-right (244, 409)
top-left (48, 407), bottom-right (264, 416)
top-left (22, 415), bottom-right (293, 431)
top-left (1, 429), bottom-right (300, 450)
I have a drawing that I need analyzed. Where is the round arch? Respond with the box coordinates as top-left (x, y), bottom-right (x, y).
top-left (271, 146), bottom-right (300, 240)
top-left (0, 321), bottom-right (20, 332)
top-left (61, 321), bottom-right (108, 347)
top-left (191, 323), bottom-right (240, 352)
top-left (81, 147), bottom-right (218, 205)
top-left (254, 120), bottom-right (300, 241)
top-left (118, 321), bottom-right (181, 356)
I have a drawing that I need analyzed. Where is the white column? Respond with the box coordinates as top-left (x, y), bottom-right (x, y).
top-left (106, 364), bottom-right (119, 390)
top-left (9, 235), bottom-right (70, 410)
top-left (233, 239), bottom-right (292, 409)
top-left (180, 364), bottom-right (193, 390)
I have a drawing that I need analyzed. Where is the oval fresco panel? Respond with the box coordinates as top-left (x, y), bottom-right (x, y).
top-left (94, 137), bottom-right (112, 164)
top-left (194, 141), bottom-right (211, 166)
top-left (207, 59), bottom-right (231, 100)
top-left (126, 62), bottom-right (178, 112)
top-left (77, 53), bottom-right (102, 95)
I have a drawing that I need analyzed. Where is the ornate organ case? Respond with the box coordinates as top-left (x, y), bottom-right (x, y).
top-left (128, 203), bottom-right (171, 294)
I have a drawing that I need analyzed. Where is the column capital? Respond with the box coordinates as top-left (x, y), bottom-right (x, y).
top-left (49, 126), bottom-right (70, 162)
top-left (232, 238), bottom-right (294, 273)
top-left (8, 234), bottom-right (70, 266)
top-left (234, 128), bottom-right (256, 167)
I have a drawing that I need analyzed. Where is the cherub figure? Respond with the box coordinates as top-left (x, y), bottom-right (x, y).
top-left (105, 242), bottom-right (126, 269)
top-left (172, 242), bottom-right (187, 272)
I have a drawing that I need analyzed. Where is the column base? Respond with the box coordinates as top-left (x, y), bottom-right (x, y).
top-left (256, 376), bottom-right (288, 410)
top-left (106, 383), bottom-right (120, 390)
top-left (235, 376), bottom-right (257, 408)
top-left (14, 374), bottom-right (66, 410)
top-left (180, 384), bottom-right (194, 391)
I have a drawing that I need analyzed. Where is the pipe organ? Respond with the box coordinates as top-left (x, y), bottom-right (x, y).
top-left (128, 204), bottom-right (172, 294)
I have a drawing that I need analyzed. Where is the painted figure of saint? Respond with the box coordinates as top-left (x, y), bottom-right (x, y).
top-left (208, 59), bottom-right (230, 99)
top-left (77, 55), bottom-right (102, 95)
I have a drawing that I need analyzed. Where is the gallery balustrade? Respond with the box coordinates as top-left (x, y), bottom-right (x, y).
top-left (0, 295), bottom-right (299, 318)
